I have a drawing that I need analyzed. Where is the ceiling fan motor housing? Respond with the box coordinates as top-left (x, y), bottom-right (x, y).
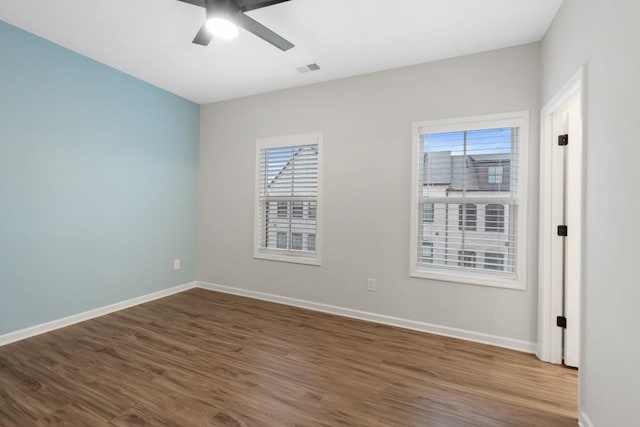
top-left (206, 0), bottom-right (240, 18)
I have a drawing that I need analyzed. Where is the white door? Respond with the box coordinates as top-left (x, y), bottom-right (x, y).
top-left (551, 96), bottom-right (582, 368)
top-left (563, 100), bottom-right (582, 368)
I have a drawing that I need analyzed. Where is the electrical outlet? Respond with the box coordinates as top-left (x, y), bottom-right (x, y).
top-left (367, 278), bottom-right (376, 292)
top-left (173, 259), bottom-right (181, 270)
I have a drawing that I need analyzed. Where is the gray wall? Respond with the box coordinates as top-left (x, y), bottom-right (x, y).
top-left (199, 43), bottom-right (541, 345)
top-left (542, 0), bottom-right (640, 425)
top-left (0, 22), bottom-right (199, 335)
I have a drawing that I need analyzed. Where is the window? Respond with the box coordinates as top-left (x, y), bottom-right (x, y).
top-left (485, 253), bottom-right (505, 271)
top-left (458, 250), bottom-right (476, 268)
top-left (485, 204), bottom-right (505, 232)
top-left (277, 201), bottom-right (288, 218)
top-left (292, 202), bottom-right (303, 218)
top-left (423, 202), bottom-right (434, 223)
top-left (458, 203), bottom-right (477, 231)
top-left (421, 242), bottom-right (433, 263)
top-left (291, 233), bottom-right (303, 250)
top-left (488, 166), bottom-right (504, 184)
top-left (255, 132), bottom-right (322, 265)
top-left (276, 232), bottom-right (287, 249)
top-left (410, 112), bottom-right (528, 289)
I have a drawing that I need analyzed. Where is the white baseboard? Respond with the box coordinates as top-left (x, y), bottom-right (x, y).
top-left (196, 281), bottom-right (536, 354)
top-left (579, 411), bottom-right (594, 427)
top-left (0, 280), bottom-right (536, 354)
top-left (0, 281), bottom-right (198, 347)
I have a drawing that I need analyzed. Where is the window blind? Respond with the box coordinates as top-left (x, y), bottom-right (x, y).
top-left (416, 127), bottom-right (519, 275)
top-left (257, 143), bottom-right (318, 258)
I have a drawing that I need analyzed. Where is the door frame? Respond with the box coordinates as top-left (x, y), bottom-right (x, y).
top-left (537, 66), bottom-right (586, 364)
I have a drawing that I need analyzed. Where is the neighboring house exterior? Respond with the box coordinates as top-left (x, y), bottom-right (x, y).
top-left (421, 151), bottom-right (514, 272)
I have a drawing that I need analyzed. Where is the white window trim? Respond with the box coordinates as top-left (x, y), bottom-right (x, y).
top-left (409, 111), bottom-right (529, 290)
top-left (253, 132), bottom-right (323, 266)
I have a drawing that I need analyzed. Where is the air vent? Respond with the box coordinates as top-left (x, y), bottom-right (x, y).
top-left (297, 63), bottom-right (321, 74)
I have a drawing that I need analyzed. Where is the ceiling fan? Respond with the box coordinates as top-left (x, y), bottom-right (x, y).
top-left (177, 0), bottom-right (294, 51)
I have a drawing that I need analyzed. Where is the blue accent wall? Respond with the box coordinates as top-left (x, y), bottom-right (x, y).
top-left (0, 22), bottom-right (200, 335)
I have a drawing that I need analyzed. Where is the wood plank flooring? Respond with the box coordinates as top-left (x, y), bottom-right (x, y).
top-left (0, 288), bottom-right (577, 426)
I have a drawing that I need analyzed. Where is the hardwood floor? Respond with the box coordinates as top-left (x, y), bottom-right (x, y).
top-left (0, 289), bottom-right (577, 426)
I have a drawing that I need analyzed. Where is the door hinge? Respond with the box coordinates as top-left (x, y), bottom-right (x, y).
top-left (558, 134), bottom-right (569, 146)
top-left (557, 225), bottom-right (568, 236)
top-left (557, 316), bottom-right (567, 329)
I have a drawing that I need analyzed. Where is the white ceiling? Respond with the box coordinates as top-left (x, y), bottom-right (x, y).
top-left (0, 0), bottom-right (563, 104)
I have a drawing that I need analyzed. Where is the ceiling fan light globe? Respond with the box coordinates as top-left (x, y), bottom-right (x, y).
top-left (205, 17), bottom-right (239, 39)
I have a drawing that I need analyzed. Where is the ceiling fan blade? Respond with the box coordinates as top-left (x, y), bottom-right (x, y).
top-left (192, 23), bottom-right (213, 46)
top-left (236, 13), bottom-right (294, 51)
top-left (235, 0), bottom-right (290, 13)
top-left (176, 0), bottom-right (206, 7)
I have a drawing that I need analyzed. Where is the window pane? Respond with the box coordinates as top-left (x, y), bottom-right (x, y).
top-left (308, 202), bottom-right (317, 219)
top-left (485, 253), bottom-right (505, 270)
top-left (421, 242), bottom-right (433, 263)
top-left (423, 202), bottom-right (434, 223)
top-left (262, 200), bottom-right (317, 252)
top-left (263, 145), bottom-right (318, 197)
top-left (485, 204), bottom-right (505, 233)
top-left (488, 166), bottom-right (504, 184)
top-left (417, 202), bottom-right (515, 273)
top-left (308, 234), bottom-right (316, 251)
top-left (291, 233), bottom-right (302, 250)
top-left (277, 201), bottom-right (287, 218)
top-left (423, 128), bottom-right (514, 197)
top-left (458, 203), bottom-right (477, 231)
top-left (416, 124), bottom-right (520, 279)
top-left (458, 250), bottom-right (476, 268)
top-left (276, 232), bottom-right (287, 249)
top-left (292, 202), bottom-right (303, 218)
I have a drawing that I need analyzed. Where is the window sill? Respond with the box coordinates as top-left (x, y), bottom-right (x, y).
top-left (410, 267), bottom-right (525, 290)
top-left (254, 252), bottom-right (321, 266)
